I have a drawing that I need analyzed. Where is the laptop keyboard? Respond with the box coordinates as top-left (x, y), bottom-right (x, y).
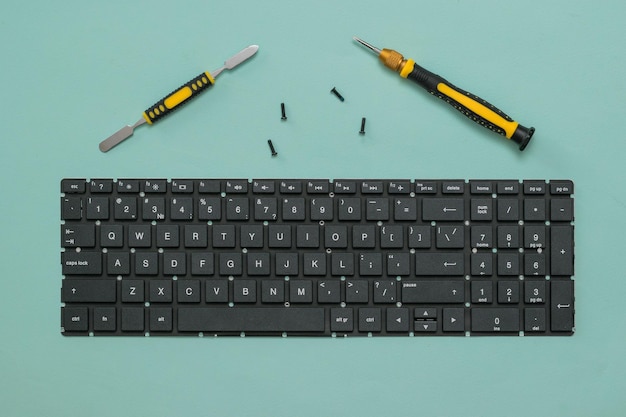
top-left (60, 178), bottom-right (575, 336)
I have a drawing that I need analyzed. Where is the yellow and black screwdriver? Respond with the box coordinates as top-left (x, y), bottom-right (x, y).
top-left (353, 37), bottom-right (534, 150)
top-left (99, 45), bottom-right (259, 152)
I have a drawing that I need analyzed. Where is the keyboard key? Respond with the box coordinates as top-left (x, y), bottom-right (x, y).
top-left (62, 307), bottom-right (88, 331)
top-left (93, 307), bottom-right (116, 331)
top-left (386, 308), bottom-right (409, 332)
top-left (550, 226), bottom-right (574, 275)
top-left (62, 179), bottom-right (86, 194)
top-left (358, 308), bottom-right (382, 332)
top-left (62, 279), bottom-right (116, 302)
top-left (442, 308), bottom-right (465, 332)
top-left (61, 224), bottom-right (95, 248)
top-left (150, 308), bottom-right (173, 332)
top-left (331, 308), bottom-right (354, 332)
top-left (415, 253), bottom-right (464, 276)
top-left (550, 280), bottom-right (574, 331)
top-left (471, 308), bottom-right (519, 332)
top-left (62, 251), bottom-right (101, 275)
top-left (402, 281), bottom-right (465, 303)
top-left (178, 308), bottom-right (325, 332)
top-left (422, 198), bottom-right (464, 221)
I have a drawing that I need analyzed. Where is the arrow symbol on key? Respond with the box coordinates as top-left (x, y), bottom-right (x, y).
top-left (557, 304), bottom-right (571, 309)
top-left (443, 207), bottom-right (457, 212)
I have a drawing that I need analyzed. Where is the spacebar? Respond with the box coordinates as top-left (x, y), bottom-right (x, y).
top-left (178, 308), bottom-right (325, 332)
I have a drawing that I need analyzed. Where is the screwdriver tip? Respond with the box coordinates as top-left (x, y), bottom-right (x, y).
top-left (352, 36), bottom-right (381, 55)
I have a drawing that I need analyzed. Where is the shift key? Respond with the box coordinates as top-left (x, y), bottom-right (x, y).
top-left (62, 279), bottom-right (116, 302)
top-left (402, 281), bottom-right (465, 303)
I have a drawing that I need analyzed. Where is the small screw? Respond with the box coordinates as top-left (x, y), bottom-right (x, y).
top-left (267, 139), bottom-right (277, 156)
top-left (280, 102), bottom-right (287, 120)
top-left (330, 87), bottom-right (345, 102)
top-left (359, 117), bottom-right (366, 135)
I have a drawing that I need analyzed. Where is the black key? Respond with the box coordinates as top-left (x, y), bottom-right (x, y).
top-left (184, 225), bottom-right (208, 247)
top-left (497, 199), bottom-right (519, 221)
top-left (62, 279), bottom-right (116, 302)
top-left (225, 180), bottom-right (248, 193)
top-left (498, 226), bottom-right (520, 248)
top-left (415, 181), bottom-right (437, 194)
top-left (171, 197), bottom-right (194, 220)
top-left (471, 308), bottom-right (520, 332)
top-left (141, 179), bottom-right (166, 193)
top-left (331, 308), bottom-right (354, 332)
top-left (525, 253), bottom-right (546, 276)
top-left (414, 321), bottom-right (437, 332)
top-left (261, 280), bottom-right (285, 303)
top-left (387, 252), bottom-right (410, 276)
top-left (366, 198), bottom-right (389, 220)
top-left (436, 225), bottom-right (464, 248)
top-left (178, 308), bottom-right (325, 332)
top-left (206, 280), bottom-right (229, 303)
top-left (198, 180), bottom-right (221, 193)
top-left (402, 281), bottom-right (464, 303)
top-left (254, 197), bottom-right (278, 221)
top-left (498, 252), bottom-right (520, 276)
top-left (311, 198), bottom-right (333, 220)
top-left (150, 308), bottom-right (173, 332)
top-left (422, 198), bottom-right (464, 221)
top-left (241, 225), bottom-right (264, 248)
top-left (213, 225), bottom-right (236, 248)
top-left (551, 280), bottom-right (574, 331)
top-left (198, 197), bottom-right (221, 220)
top-left (156, 225), bottom-right (179, 247)
top-left (497, 181), bottom-right (519, 194)
top-left (143, 197), bottom-right (165, 220)
top-left (61, 197), bottom-right (82, 220)
top-left (525, 308), bottom-right (546, 332)
top-left (471, 252), bottom-right (493, 276)
top-left (307, 181), bottom-right (330, 194)
top-left (304, 253), bottom-right (326, 276)
top-left (121, 308), bottom-right (144, 332)
top-left (523, 181), bottom-right (546, 195)
top-left (62, 251), bottom-right (101, 275)
top-left (380, 226), bottom-right (402, 248)
top-left (524, 199), bottom-right (546, 221)
top-left (191, 253), bottom-right (214, 275)
top-left (114, 197), bottom-right (137, 220)
top-left (282, 198), bottom-right (305, 220)
top-left (359, 253), bottom-right (382, 276)
top-left (394, 198), bottom-right (417, 221)
top-left (337, 198), bottom-right (361, 220)
top-left (135, 252), bottom-right (158, 275)
top-left (334, 181), bottom-right (356, 194)
top-left (388, 181), bottom-right (411, 194)
top-left (471, 281), bottom-right (492, 304)
top-left (297, 225), bottom-right (319, 248)
top-left (62, 307), bottom-right (88, 331)
top-left (550, 226), bottom-right (574, 275)
top-left (129, 225), bottom-right (151, 247)
top-left (317, 280), bottom-right (340, 303)
top-left (373, 280), bottom-right (396, 303)
top-left (550, 180), bottom-right (574, 195)
top-left (345, 280), bottom-right (368, 303)
top-left (471, 226), bottom-right (493, 248)
top-left (86, 197), bottom-right (110, 220)
top-left (415, 308), bottom-right (437, 319)
top-left (361, 181), bottom-right (383, 193)
top-left (234, 280), bottom-right (256, 303)
top-left (353, 225), bottom-right (376, 248)
top-left (276, 253), bottom-right (298, 275)
top-left (117, 179), bottom-right (140, 193)
top-left (524, 281), bottom-right (546, 304)
top-left (470, 198), bottom-right (493, 221)
top-left (470, 181), bottom-right (493, 194)
top-left (290, 280), bottom-right (313, 303)
top-left (93, 307), bottom-right (116, 331)
top-left (325, 226), bottom-right (348, 248)
top-left (550, 198), bottom-right (574, 222)
top-left (280, 180), bottom-right (302, 194)
top-left (497, 281), bottom-right (520, 304)
top-left (247, 253), bottom-right (270, 275)
top-left (225, 198), bottom-right (249, 221)
top-left (150, 280), bottom-right (172, 302)
top-left (171, 179), bottom-right (194, 193)
top-left (358, 308), bottom-right (382, 332)
top-left (177, 280), bottom-right (200, 303)
top-left (61, 179), bottom-right (85, 193)
top-left (101, 225), bottom-right (123, 248)
top-left (219, 253), bottom-right (242, 276)
top-left (61, 224), bottom-right (95, 248)
top-left (524, 226), bottom-right (546, 249)
top-left (442, 308), bottom-right (465, 332)
top-left (408, 226), bottom-right (431, 248)
top-left (442, 181), bottom-right (464, 194)
top-left (415, 253), bottom-right (464, 276)
top-left (253, 180), bottom-right (275, 194)
top-left (121, 280), bottom-right (144, 302)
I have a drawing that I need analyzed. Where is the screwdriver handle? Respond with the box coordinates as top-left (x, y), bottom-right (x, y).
top-left (401, 59), bottom-right (534, 150)
top-left (142, 71), bottom-right (215, 125)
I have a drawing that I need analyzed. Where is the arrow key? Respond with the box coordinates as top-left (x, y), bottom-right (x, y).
top-left (415, 308), bottom-right (437, 319)
top-left (414, 320), bottom-right (437, 332)
top-left (443, 308), bottom-right (465, 332)
top-left (386, 307), bottom-right (409, 332)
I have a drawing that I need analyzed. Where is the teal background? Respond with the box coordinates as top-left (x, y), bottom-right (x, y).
top-left (1, 0), bottom-right (625, 416)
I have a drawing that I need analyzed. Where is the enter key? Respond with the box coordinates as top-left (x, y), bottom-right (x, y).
top-left (551, 280), bottom-right (574, 332)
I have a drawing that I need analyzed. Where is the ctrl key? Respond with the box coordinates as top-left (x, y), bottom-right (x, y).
top-left (62, 307), bottom-right (88, 332)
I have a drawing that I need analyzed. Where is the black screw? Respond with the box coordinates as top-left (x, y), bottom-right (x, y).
top-left (330, 87), bottom-right (345, 102)
top-left (267, 139), bottom-right (277, 156)
top-left (280, 102), bottom-right (287, 120)
top-left (359, 117), bottom-right (366, 135)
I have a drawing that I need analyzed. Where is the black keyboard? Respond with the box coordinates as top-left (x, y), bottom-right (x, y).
top-left (60, 178), bottom-right (575, 336)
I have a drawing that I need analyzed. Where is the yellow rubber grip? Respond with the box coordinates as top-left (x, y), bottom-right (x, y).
top-left (437, 83), bottom-right (519, 138)
top-left (143, 71), bottom-right (215, 125)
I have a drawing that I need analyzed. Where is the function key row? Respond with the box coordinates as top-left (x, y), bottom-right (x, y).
top-left (62, 179), bottom-right (574, 196)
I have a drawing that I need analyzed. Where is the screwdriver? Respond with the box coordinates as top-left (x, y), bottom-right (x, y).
top-left (353, 37), bottom-right (534, 151)
top-left (99, 45), bottom-right (259, 152)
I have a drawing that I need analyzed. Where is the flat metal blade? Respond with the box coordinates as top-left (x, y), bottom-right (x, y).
top-left (99, 118), bottom-right (146, 152)
top-left (211, 45), bottom-right (259, 77)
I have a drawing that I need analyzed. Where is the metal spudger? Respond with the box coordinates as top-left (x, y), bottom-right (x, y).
top-left (353, 36), bottom-right (535, 151)
top-left (99, 45), bottom-right (259, 153)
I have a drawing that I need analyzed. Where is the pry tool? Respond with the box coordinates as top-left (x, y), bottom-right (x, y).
top-left (353, 37), bottom-right (534, 150)
top-left (99, 45), bottom-right (259, 152)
